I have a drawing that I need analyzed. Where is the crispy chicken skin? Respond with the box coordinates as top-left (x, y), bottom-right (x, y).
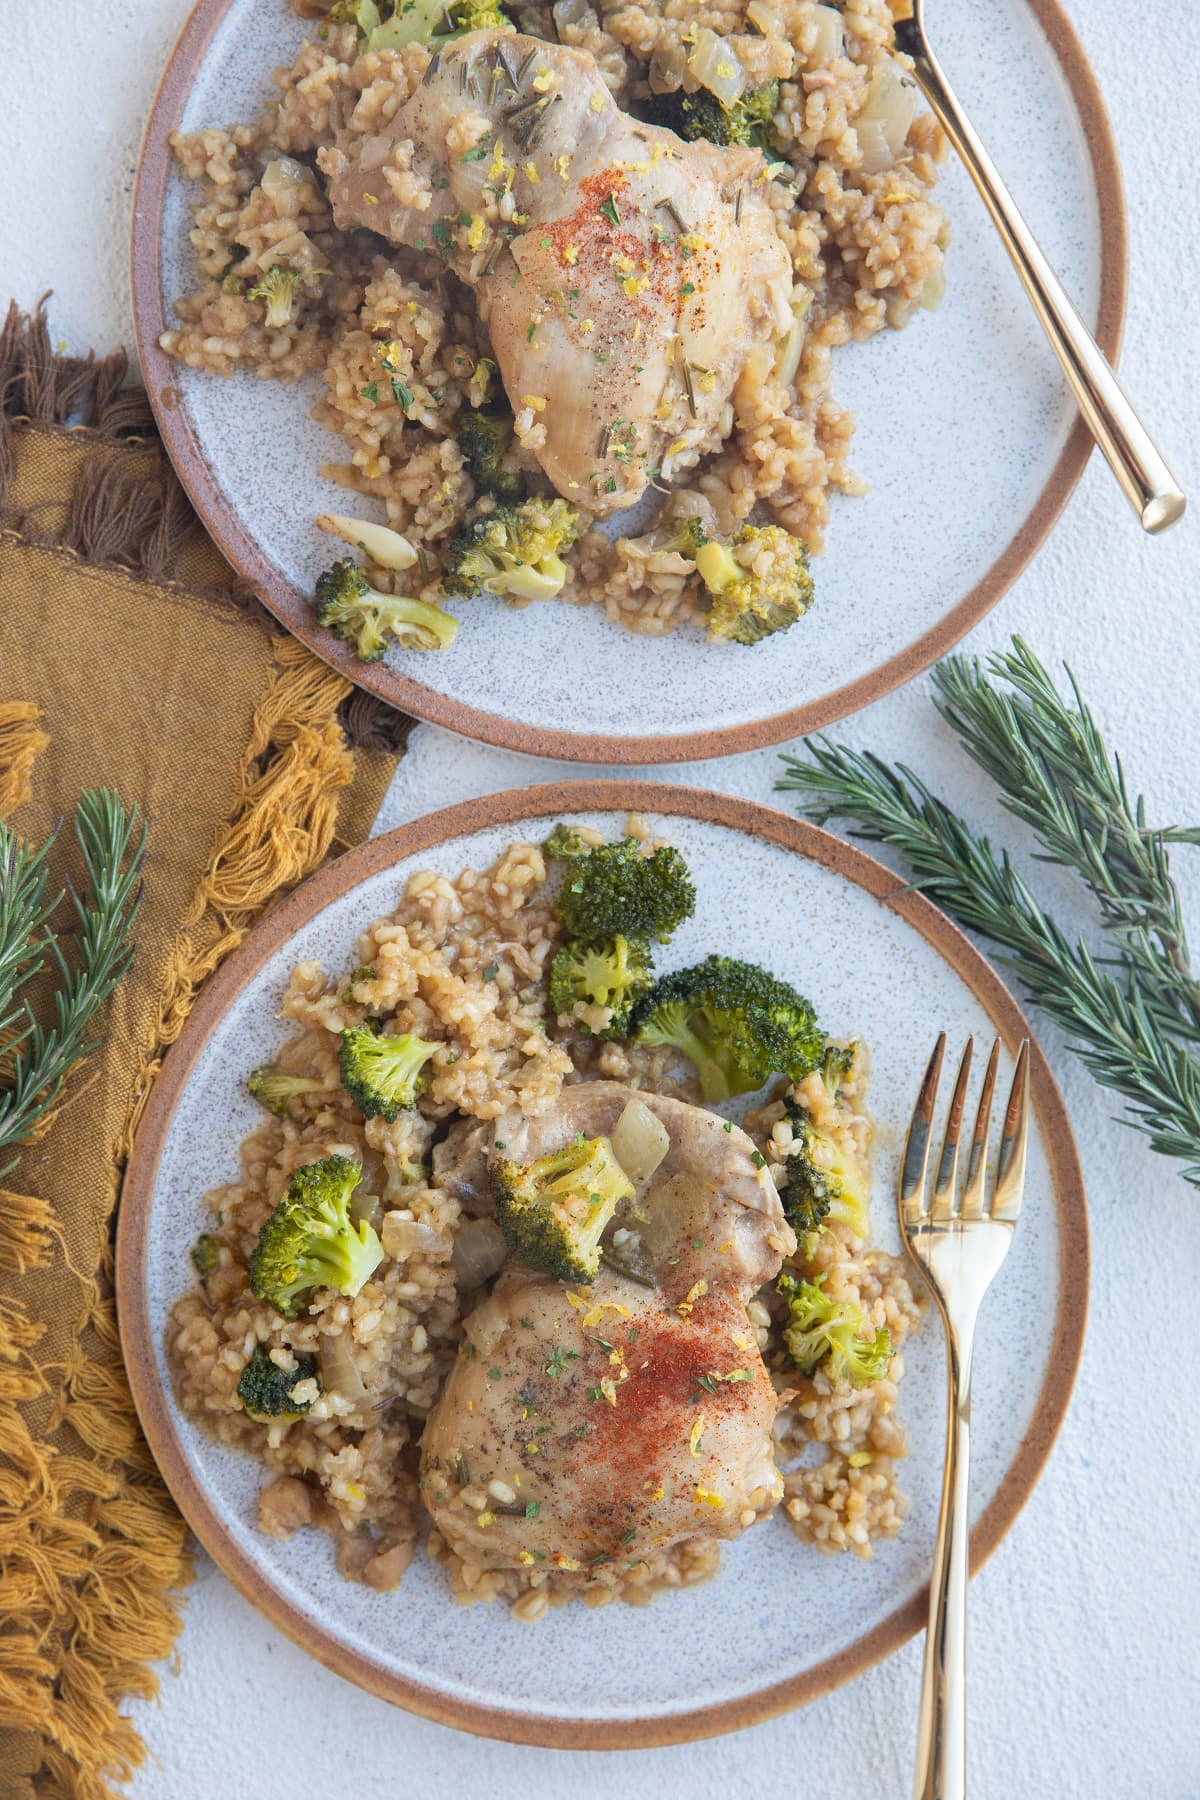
top-left (420, 1082), bottom-right (795, 1575)
top-left (322, 31), bottom-right (795, 518)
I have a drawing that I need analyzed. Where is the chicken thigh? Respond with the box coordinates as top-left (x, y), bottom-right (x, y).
top-left (420, 1082), bottom-right (795, 1577)
top-left (322, 32), bottom-right (795, 518)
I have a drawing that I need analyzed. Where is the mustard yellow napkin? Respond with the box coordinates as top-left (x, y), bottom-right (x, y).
top-left (0, 303), bottom-right (406, 1798)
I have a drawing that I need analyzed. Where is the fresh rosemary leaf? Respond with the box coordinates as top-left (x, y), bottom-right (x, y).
top-left (777, 648), bottom-right (1200, 1188)
top-left (0, 789), bottom-right (146, 1173)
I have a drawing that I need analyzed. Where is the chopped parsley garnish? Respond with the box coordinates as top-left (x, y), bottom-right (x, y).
top-left (431, 219), bottom-right (453, 260)
top-left (545, 1345), bottom-right (579, 1378)
top-left (482, 961), bottom-right (500, 981)
top-left (459, 136), bottom-right (493, 163)
top-left (524, 1500), bottom-right (541, 1519)
top-left (587, 1385), bottom-right (605, 1402)
top-left (750, 1150), bottom-right (766, 1169)
top-left (391, 377), bottom-right (414, 408)
top-left (488, 1367), bottom-right (502, 1380)
top-left (599, 193), bottom-right (622, 228)
top-left (519, 1316), bottom-right (533, 1330)
top-left (723, 1120), bottom-right (733, 1133)
top-left (526, 321), bottom-right (538, 343)
top-left (621, 1525), bottom-right (636, 1544)
top-left (360, 382), bottom-right (378, 403)
top-left (680, 281), bottom-right (695, 297)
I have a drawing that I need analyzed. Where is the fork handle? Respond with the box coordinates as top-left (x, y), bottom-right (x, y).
top-left (898, 22), bottom-right (1185, 533)
top-left (915, 1319), bottom-right (974, 1800)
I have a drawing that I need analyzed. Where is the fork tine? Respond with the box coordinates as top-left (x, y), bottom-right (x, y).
top-left (991, 1038), bottom-right (1030, 1222)
top-left (930, 1038), bottom-right (973, 1220)
top-left (898, 1033), bottom-right (945, 1228)
top-left (959, 1037), bottom-right (1000, 1219)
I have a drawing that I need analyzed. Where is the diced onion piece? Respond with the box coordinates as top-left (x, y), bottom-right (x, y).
top-left (319, 1332), bottom-right (369, 1404)
top-left (463, 1294), bottom-right (507, 1358)
top-left (638, 1171), bottom-right (701, 1260)
top-left (856, 64), bottom-right (918, 174)
top-left (260, 156), bottom-right (309, 203)
top-left (349, 1188), bottom-right (380, 1230)
top-left (688, 28), bottom-right (747, 106)
top-left (485, 557), bottom-right (566, 602)
top-left (746, 0), bottom-right (783, 37)
top-left (316, 513), bottom-right (417, 571)
top-left (772, 288), bottom-right (813, 387)
top-left (451, 1217), bottom-right (509, 1287)
top-left (920, 256), bottom-right (947, 310)
top-left (648, 40), bottom-right (688, 93)
top-left (611, 1098), bottom-right (671, 1186)
top-left (381, 1212), bottom-right (451, 1258)
top-left (808, 3), bottom-right (845, 62)
top-left (552, 0), bottom-right (591, 31)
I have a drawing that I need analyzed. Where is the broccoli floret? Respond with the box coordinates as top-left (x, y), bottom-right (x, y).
top-left (543, 822), bottom-right (595, 860)
top-left (190, 1233), bottom-right (219, 1280)
top-left (249, 1154), bottom-right (382, 1319)
top-left (776, 1121), bottom-right (871, 1239)
top-left (340, 964), bottom-right (380, 1008)
top-left (236, 1344), bottom-right (322, 1419)
top-left (247, 1065), bottom-right (326, 1117)
top-left (645, 81), bottom-right (779, 151)
top-left (661, 516), bottom-right (710, 559)
top-left (779, 1049), bottom-right (870, 1240)
top-left (493, 1134), bottom-right (634, 1283)
top-left (777, 1270), bottom-right (891, 1386)
top-left (314, 556), bottom-right (459, 661)
top-left (444, 499), bottom-right (578, 603)
top-left (631, 954), bottom-right (824, 1102)
top-left (548, 935), bottom-right (654, 1037)
top-left (454, 407), bottom-right (523, 502)
top-left (246, 265), bottom-right (301, 329)
top-left (555, 837), bottom-right (695, 944)
top-left (338, 1025), bottom-right (438, 1120)
top-left (364, 0), bottom-right (512, 53)
top-left (696, 523), bottom-right (814, 646)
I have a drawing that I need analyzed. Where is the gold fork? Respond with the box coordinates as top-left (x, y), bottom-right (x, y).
top-left (894, 2), bottom-right (1185, 533)
top-left (898, 1033), bottom-right (1031, 1800)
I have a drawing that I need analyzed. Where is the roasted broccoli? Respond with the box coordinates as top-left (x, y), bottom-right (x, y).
top-left (454, 407), bottom-right (523, 502)
top-left (630, 955), bottom-right (824, 1102)
top-left (247, 1066), bottom-right (326, 1117)
top-left (646, 80), bottom-right (779, 152)
top-left (359, 0), bottom-right (512, 52)
top-left (548, 935), bottom-right (654, 1037)
top-left (543, 822), bottom-right (595, 860)
top-left (236, 1344), bottom-right (322, 1418)
top-left (339, 1025), bottom-right (438, 1120)
top-left (661, 515), bottom-right (710, 559)
top-left (778, 1046), bottom-right (870, 1240)
top-left (314, 556), bottom-right (459, 661)
top-left (554, 837), bottom-right (695, 944)
top-left (777, 1270), bottom-right (892, 1386)
top-left (695, 523), bottom-right (814, 645)
top-left (340, 964), bottom-right (380, 1008)
top-left (493, 1134), bottom-right (635, 1283)
top-left (190, 1234), bottom-right (219, 1280)
top-left (246, 265), bottom-right (301, 329)
top-left (249, 1153), bottom-right (383, 1319)
top-left (444, 499), bottom-right (579, 603)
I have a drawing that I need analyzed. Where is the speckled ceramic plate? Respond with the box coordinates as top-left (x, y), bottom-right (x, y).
top-left (117, 784), bottom-right (1088, 1744)
top-left (131, 0), bottom-right (1124, 763)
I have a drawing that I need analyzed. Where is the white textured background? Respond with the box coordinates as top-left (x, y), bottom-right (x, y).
top-left (3, 2), bottom-right (1199, 1795)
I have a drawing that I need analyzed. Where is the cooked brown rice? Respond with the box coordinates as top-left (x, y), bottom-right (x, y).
top-left (160, 0), bottom-right (947, 641)
top-left (168, 826), bottom-right (924, 1615)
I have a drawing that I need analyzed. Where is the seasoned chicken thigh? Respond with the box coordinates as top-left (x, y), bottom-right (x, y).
top-left (420, 1082), bottom-right (795, 1577)
top-left (322, 32), bottom-right (795, 517)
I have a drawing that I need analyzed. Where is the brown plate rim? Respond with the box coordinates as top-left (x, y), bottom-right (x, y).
top-left (130, 0), bottom-right (1128, 766)
top-left (116, 780), bottom-right (1090, 1746)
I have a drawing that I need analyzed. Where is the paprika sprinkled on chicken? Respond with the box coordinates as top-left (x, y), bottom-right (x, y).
top-left (419, 1082), bottom-right (794, 1577)
top-left (322, 30), bottom-right (795, 518)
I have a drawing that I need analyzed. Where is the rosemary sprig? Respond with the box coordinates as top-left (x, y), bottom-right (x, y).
top-left (933, 638), bottom-right (1200, 1035)
top-left (0, 790), bottom-right (146, 1174)
top-left (777, 716), bottom-right (1200, 1186)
